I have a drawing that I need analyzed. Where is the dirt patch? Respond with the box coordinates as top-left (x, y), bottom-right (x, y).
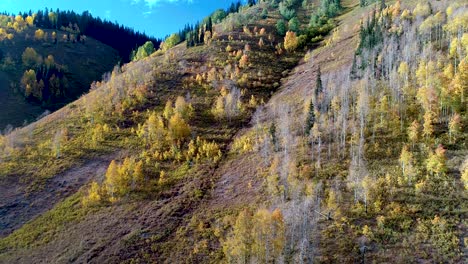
top-left (0, 154), bottom-right (116, 237)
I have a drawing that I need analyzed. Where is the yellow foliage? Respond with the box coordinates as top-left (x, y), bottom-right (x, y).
top-left (224, 208), bottom-right (285, 263)
top-left (448, 113), bottom-right (461, 142)
top-left (413, 2), bottom-right (431, 18)
top-left (174, 96), bottom-right (193, 119)
top-left (137, 111), bottom-right (166, 149)
top-left (232, 133), bottom-right (255, 154)
top-left (461, 159), bottom-right (468, 190)
top-left (186, 137), bottom-right (222, 163)
top-left (82, 181), bottom-right (102, 206)
top-left (454, 57), bottom-right (467, 103)
top-left (22, 47), bottom-right (42, 67)
top-left (422, 111), bottom-right (434, 138)
top-left (104, 160), bottom-right (119, 201)
top-left (25, 16), bottom-right (34, 26)
top-left (444, 11), bottom-right (468, 36)
top-left (426, 145), bottom-right (447, 176)
top-left (283, 31), bottom-right (298, 52)
top-left (168, 113), bottom-right (191, 142)
top-left (35, 29), bottom-right (45, 41)
top-left (91, 123), bottom-right (110, 145)
top-left (399, 145), bottom-right (413, 174)
top-left (400, 9), bottom-right (412, 20)
top-left (239, 54), bottom-right (249, 68)
top-left (103, 158), bottom-right (145, 201)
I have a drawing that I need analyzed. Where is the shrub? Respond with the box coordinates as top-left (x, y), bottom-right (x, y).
top-left (276, 20), bottom-right (287, 36)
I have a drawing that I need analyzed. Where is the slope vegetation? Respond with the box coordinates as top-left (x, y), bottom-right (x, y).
top-left (0, 0), bottom-right (467, 263)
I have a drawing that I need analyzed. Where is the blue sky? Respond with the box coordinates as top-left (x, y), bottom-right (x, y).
top-left (0, 0), bottom-right (239, 38)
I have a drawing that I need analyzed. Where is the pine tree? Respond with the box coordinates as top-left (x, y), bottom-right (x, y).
top-left (380, 0), bottom-right (386, 11)
top-left (306, 100), bottom-right (316, 135)
top-left (269, 122), bottom-right (277, 151)
top-left (315, 67), bottom-right (323, 98)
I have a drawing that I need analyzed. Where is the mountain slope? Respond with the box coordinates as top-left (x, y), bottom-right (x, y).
top-left (0, 0), bottom-right (467, 263)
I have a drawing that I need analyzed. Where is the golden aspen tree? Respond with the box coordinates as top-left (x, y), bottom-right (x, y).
top-left (399, 145), bottom-right (413, 176)
top-left (448, 113), bottom-right (461, 143)
top-left (22, 47), bottom-right (42, 67)
top-left (158, 170), bottom-right (166, 185)
top-left (118, 158), bottom-right (133, 195)
top-left (398, 61), bottom-right (409, 85)
top-left (426, 145), bottom-right (447, 176)
top-left (422, 111), bottom-right (434, 139)
top-left (163, 100), bottom-right (174, 120)
top-left (223, 209), bottom-right (253, 263)
top-left (270, 208), bottom-right (285, 260)
top-left (83, 181), bottom-right (102, 206)
top-left (413, 2), bottom-right (431, 17)
top-left (25, 15), bottom-right (34, 26)
top-left (284, 31), bottom-right (299, 52)
top-left (251, 208), bottom-right (285, 262)
top-left (174, 96), bottom-right (192, 119)
top-left (212, 96), bottom-right (225, 119)
top-left (168, 113), bottom-right (191, 142)
top-left (408, 120), bottom-right (420, 148)
top-left (132, 161), bottom-right (144, 190)
top-left (461, 159), bottom-right (468, 190)
top-left (104, 160), bottom-right (120, 202)
top-left (391, 0), bottom-right (401, 18)
top-left (34, 29), bottom-right (45, 40)
top-left (453, 57), bottom-right (467, 103)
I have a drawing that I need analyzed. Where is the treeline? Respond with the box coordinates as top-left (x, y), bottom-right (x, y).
top-left (181, 0), bottom-right (253, 48)
top-left (16, 9), bottom-right (161, 61)
top-left (274, 0), bottom-right (343, 48)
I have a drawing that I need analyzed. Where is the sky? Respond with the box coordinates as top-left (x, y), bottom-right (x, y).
top-left (0, 0), bottom-right (240, 38)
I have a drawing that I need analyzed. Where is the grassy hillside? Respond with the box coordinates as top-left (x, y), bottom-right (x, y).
top-left (0, 0), bottom-right (466, 263)
top-left (0, 21), bottom-right (120, 130)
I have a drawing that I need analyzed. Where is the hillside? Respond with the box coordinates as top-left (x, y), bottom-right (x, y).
top-left (0, 23), bottom-right (120, 130)
top-left (0, 0), bottom-right (467, 263)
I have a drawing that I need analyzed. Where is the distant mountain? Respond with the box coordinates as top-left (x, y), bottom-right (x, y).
top-left (0, 10), bottom-right (160, 130)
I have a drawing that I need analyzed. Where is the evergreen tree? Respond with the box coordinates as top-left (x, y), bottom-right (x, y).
top-left (306, 100), bottom-right (316, 135)
top-left (315, 67), bottom-right (323, 98)
top-left (276, 19), bottom-right (287, 36)
top-left (269, 122), bottom-right (278, 151)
